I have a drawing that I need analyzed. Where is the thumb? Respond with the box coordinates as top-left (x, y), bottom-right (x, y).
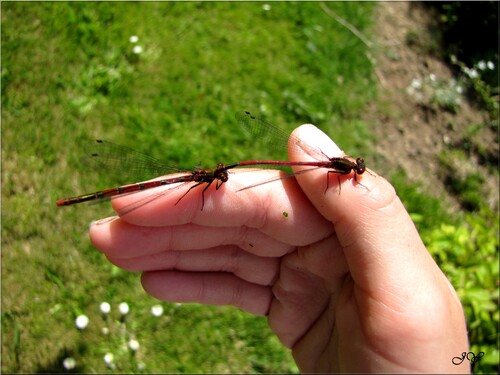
top-left (287, 125), bottom-right (469, 369)
top-left (288, 124), bottom-right (447, 304)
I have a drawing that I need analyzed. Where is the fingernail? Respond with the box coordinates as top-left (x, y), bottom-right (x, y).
top-left (295, 125), bottom-right (342, 158)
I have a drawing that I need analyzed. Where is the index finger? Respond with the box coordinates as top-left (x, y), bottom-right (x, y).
top-left (109, 167), bottom-right (332, 247)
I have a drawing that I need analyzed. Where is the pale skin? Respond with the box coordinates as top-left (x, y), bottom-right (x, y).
top-left (90, 125), bottom-right (470, 373)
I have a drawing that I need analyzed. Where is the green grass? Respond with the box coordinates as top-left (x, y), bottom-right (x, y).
top-left (2, 2), bottom-right (498, 374)
top-left (2, 2), bottom-right (376, 373)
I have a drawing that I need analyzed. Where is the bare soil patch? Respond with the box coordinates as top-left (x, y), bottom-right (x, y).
top-left (366, 2), bottom-right (498, 212)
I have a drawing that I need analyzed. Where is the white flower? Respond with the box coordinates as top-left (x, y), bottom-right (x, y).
top-left (118, 302), bottom-right (130, 315)
top-left (410, 78), bottom-right (422, 89)
top-left (100, 302), bottom-right (111, 314)
top-left (104, 353), bottom-right (114, 365)
top-left (151, 304), bottom-right (164, 317)
top-left (262, 4), bottom-right (271, 11)
top-left (62, 357), bottom-right (76, 370)
top-left (477, 60), bottom-right (487, 70)
top-left (456, 85), bottom-right (464, 94)
top-left (132, 45), bottom-right (143, 54)
top-left (487, 61), bottom-right (495, 70)
top-left (465, 68), bottom-right (479, 79)
top-left (129, 35), bottom-right (139, 43)
top-left (137, 362), bottom-right (146, 371)
top-left (429, 73), bottom-right (436, 81)
top-left (101, 327), bottom-right (110, 335)
top-left (104, 353), bottom-right (115, 369)
top-left (128, 339), bottom-right (140, 351)
top-left (75, 315), bottom-right (89, 330)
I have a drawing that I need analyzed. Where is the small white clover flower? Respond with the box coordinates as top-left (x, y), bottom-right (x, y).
top-left (118, 302), bottom-right (130, 315)
top-left (100, 302), bottom-right (111, 314)
top-left (429, 73), bottom-right (436, 81)
top-left (129, 35), bottom-right (139, 43)
top-left (487, 61), bottom-right (495, 70)
top-left (104, 353), bottom-right (114, 365)
top-left (104, 353), bottom-right (115, 369)
top-left (101, 327), bottom-right (110, 335)
top-left (75, 314), bottom-right (89, 330)
top-left (128, 339), bottom-right (140, 352)
top-left (132, 45), bottom-right (143, 54)
top-left (477, 60), bottom-right (487, 70)
top-left (137, 362), bottom-right (146, 371)
top-left (410, 78), bottom-right (422, 89)
top-left (465, 67), bottom-right (479, 79)
top-left (151, 304), bottom-right (164, 317)
top-left (262, 4), bottom-right (271, 11)
top-left (62, 357), bottom-right (76, 370)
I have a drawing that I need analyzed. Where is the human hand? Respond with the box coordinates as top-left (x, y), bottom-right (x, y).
top-left (90, 125), bottom-right (470, 373)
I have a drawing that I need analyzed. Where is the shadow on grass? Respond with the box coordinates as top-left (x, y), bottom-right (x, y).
top-left (36, 343), bottom-right (88, 374)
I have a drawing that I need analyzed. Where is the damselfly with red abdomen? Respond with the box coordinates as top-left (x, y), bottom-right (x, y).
top-left (234, 111), bottom-right (368, 192)
top-left (56, 139), bottom-right (238, 211)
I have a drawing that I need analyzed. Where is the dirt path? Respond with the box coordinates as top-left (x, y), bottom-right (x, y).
top-left (365, 2), bottom-right (497, 212)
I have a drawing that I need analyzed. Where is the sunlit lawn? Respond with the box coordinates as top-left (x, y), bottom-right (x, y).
top-left (2, 2), bottom-right (377, 372)
top-left (3, 1), bottom-right (498, 373)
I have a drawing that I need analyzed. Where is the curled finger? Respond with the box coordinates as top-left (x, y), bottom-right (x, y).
top-left (108, 245), bottom-right (281, 286)
top-left (90, 219), bottom-right (295, 259)
top-left (142, 271), bottom-right (273, 316)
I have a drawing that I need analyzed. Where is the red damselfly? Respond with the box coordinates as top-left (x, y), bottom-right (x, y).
top-left (56, 139), bottom-right (238, 212)
top-left (234, 111), bottom-right (368, 192)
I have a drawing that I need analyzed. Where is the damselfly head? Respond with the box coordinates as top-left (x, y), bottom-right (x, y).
top-left (355, 157), bottom-right (366, 175)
